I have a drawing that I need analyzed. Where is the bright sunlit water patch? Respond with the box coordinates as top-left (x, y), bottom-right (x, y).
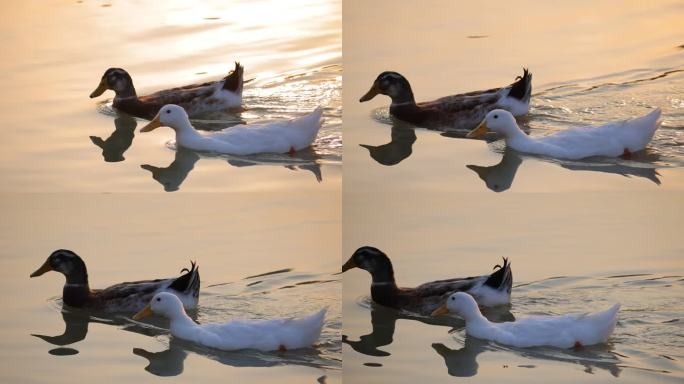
top-left (0, 0), bottom-right (341, 193)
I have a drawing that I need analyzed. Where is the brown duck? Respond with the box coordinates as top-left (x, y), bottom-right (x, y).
top-left (342, 246), bottom-right (512, 316)
top-left (360, 69), bottom-right (532, 131)
top-left (30, 249), bottom-right (200, 312)
top-left (90, 62), bottom-right (244, 120)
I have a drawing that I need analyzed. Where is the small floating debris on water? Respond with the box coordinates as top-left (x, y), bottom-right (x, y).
top-left (204, 17), bottom-right (221, 20)
top-left (364, 362), bottom-right (383, 367)
top-left (101, 3), bottom-right (112, 7)
top-left (195, 72), bottom-right (207, 75)
top-left (467, 35), bottom-right (489, 39)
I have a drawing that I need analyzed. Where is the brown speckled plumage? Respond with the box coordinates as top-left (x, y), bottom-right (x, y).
top-left (360, 69), bottom-right (532, 131)
top-left (31, 250), bottom-right (200, 312)
top-left (90, 62), bottom-right (244, 120)
top-left (343, 246), bottom-right (512, 316)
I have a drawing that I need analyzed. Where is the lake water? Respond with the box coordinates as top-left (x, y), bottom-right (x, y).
top-left (0, 0), bottom-right (341, 193)
top-left (0, 0), bottom-right (341, 383)
top-left (342, 0), bottom-right (684, 383)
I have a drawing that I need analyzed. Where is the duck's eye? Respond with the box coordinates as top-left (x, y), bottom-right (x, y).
top-left (166, 109), bottom-right (171, 114)
top-left (156, 297), bottom-right (161, 302)
top-left (494, 114), bottom-right (498, 119)
top-left (451, 297), bottom-right (455, 301)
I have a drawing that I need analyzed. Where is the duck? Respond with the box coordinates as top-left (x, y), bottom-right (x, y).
top-left (140, 104), bottom-right (323, 155)
top-left (342, 246), bottom-right (512, 316)
top-left (359, 69), bottom-right (532, 131)
top-left (432, 292), bottom-right (620, 349)
top-left (133, 292), bottom-right (326, 352)
top-left (90, 62), bottom-right (244, 120)
top-left (30, 249), bottom-right (200, 312)
top-left (467, 108), bottom-right (662, 160)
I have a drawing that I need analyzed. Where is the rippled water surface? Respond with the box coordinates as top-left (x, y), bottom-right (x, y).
top-left (343, 0), bottom-right (683, 383)
top-left (0, 0), bottom-right (341, 193)
top-left (0, 0), bottom-right (341, 383)
top-left (0, 193), bottom-right (341, 383)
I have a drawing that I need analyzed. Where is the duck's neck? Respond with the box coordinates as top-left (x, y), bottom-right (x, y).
top-left (368, 264), bottom-right (400, 303)
top-left (114, 84), bottom-right (138, 99)
top-left (168, 311), bottom-right (199, 338)
top-left (62, 269), bottom-right (90, 307)
top-left (388, 88), bottom-right (416, 107)
top-left (462, 308), bottom-right (491, 335)
top-left (64, 267), bottom-right (89, 285)
top-left (502, 128), bottom-right (533, 149)
top-left (175, 122), bottom-right (202, 142)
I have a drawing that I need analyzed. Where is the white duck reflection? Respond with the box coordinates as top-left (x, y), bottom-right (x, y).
top-left (432, 334), bottom-right (622, 378)
top-left (467, 148), bottom-right (662, 192)
top-left (141, 147), bottom-right (323, 192)
top-left (133, 336), bottom-right (330, 377)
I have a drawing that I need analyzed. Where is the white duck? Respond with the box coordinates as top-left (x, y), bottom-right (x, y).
top-left (140, 105), bottom-right (324, 155)
top-left (467, 109), bottom-right (661, 160)
top-left (133, 292), bottom-right (326, 352)
top-left (432, 292), bottom-right (620, 349)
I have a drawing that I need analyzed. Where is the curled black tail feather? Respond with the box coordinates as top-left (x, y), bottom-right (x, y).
top-left (508, 68), bottom-right (532, 102)
top-left (484, 257), bottom-right (512, 293)
top-left (222, 62), bottom-right (244, 93)
top-left (170, 261), bottom-right (200, 295)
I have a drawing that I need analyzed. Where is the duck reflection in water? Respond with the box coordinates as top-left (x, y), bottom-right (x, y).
top-left (359, 121), bottom-right (417, 166)
top-left (467, 148), bottom-right (662, 193)
top-left (141, 147), bottom-right (323, 192)
top-left (89, 115), bottom-right (136, 162)
top-left (141, 147), bottom-right (200, 192)
top-left (432, 335), bottom-right (622, 378)
top-left (342, 301), bottom-right (513, 358)
top-left (133, 336), bottom-right (329, 377)
top-left (31, 307), bottom-right (169, 356)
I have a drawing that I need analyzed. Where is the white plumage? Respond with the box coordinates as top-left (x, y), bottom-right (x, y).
top-left (434, 292), bottom-right (620, 349)
top-left (467, 108), bottom-right (661, 160)
top-left (134, 292), bottom-right (326, 352)
top-left (141, 104), bottom-right (324, 155)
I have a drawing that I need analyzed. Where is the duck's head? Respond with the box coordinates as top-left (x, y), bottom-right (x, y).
top-left (30, 250), bottom-right (88, 283)
top-left (140, 105), bottom-right (191, 133)
top-left (342, 246), bottom-right (393, 275)
top-left (360, 72), bottom-right (414, 104)
top-left (467, 109), bottom-right (519, 139)
top-left (90, 68), bottom-right (136, 98)
top-left (432, 292), bottom-right (480, 319)
top-left (133, 292), bottom-right (185, 321)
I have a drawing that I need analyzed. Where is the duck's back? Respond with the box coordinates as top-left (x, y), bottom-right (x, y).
top-left (203, 108), bottom-right (323, 155)
top-left (532, 109), bottom-right (661, 159)
top-left (480, 304), bottom-right (620, 348)
top-left (197, 309), bottom-right (326, 351)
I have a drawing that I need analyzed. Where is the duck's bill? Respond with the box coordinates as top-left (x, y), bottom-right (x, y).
top-left (133, 304), bottom-right (153, 320)
top-left (466, 121), bottom-right (489, 139)
top-left (30, 260), bottom-right (53, 278)
top-left (359, 83), bottom-right (380, 102)
top-left (342, 258), bottom-right (357, 272)
top-left (89, 79), bottom-right (108, 98)
top-left (431, 304), bottom-right (449, 316)
top-left (140, 115), bottom-right (162, 132)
